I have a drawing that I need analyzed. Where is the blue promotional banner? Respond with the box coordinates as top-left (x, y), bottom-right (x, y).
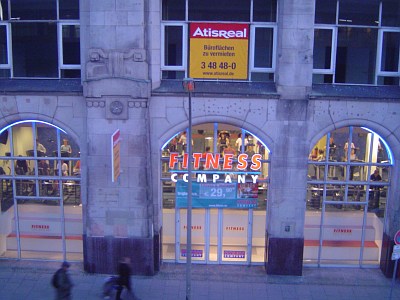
top-left (176, 181), bottom-right (258, 208)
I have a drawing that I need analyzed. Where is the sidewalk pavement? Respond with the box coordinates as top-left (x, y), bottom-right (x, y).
top-left (0, 260), bottom-right (399, 300)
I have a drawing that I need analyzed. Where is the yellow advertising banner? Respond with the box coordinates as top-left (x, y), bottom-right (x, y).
top-left (189, 23), bottom-right (249, 80)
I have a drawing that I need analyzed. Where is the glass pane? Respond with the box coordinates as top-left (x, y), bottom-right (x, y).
top-left (11, 0), bottom-right (57, 20)
top-left (18, 199), bottom-right (63, 260)
top-left (179, 209), bottom-right (205, 261)
top-left (347, 185), bottom-right (366, 206)
top-left (251, 211), bottom-right (266, 263)
top-left (368, 170), bottom-right (383, 211)
top-left (363, 209), bottom-right (383, 266)
top-left (382, 0), bottom-right (400, 27)
top-left (320, 204), bottom-right (365, 265)
top-left (251, 72), bottom-right (274, 82)
top-left (162, 70), bottom-right (185, 79)
top-left (59, 0), bottom-right (79, 20)
top-left (377, 76), bottom-right (399, 85)
top-left (188, 0), bottom-right (250, 22)
top-left (377, 139), bottom-right (389, 163)
top-left (209, 209), bottom-right (218, 262)
top-left (304, 206), bottom-right (323, 263)
top-left (0, 200), bottom-right (17, 258)
top-left (162, 181), bottom-right (175, 208)
top-left (0, 25), bottom-right (7, 64)
top-left (313, 29), bottom-right (332, 69)
top-left (60, 135), bottom-right (79, 158)
top-left (12, 23), bottom-right (58, 78)
top-left (65, 198), bottom-right (83, 261)
top-left (335, 27), bottom-right (377, 84)
top-left (61, 69), bottom-right (81, 78)
top-left (15, 160), bottom-right (35, 197)
top-left (222, 209), bottom-right (248, 262)
top-left (37, 123), bottom-right (57, 158)
top-left (312, 74), bottom-right (333, 83)
top-left (326, 184), bottom-right (344, 203)
top-left (0, 0), bottom-right (9, 20)
top-left (0, 69), bottom-right (10, 78)
top-left (253, 0), bottom-right (277, 22)
top-left (162, 0), bottom-right (185, 21)
top-left (12, 123), bottom-right (34, 158)
top-left (162, 208), bottom-right (176, 260)
top-left (164, 26), bottom-right (183, 66)
top-left (254, 27), bottom-right (273, 68)
top-left (381, 32), bottom-right (399, 72)
top-left (63, 180), bottom-right (80, 206)
top-left (338, 0), bottom-right (379, 26)
top-left (0, 177), bottom-right (13, 212)
top-left (315, 0), bottom-right (336, 24)
top-left (307, 184), bottom-right (322, 210)
top-left (0, 129), bottom-right (11, 158)
top-left (62, 25), bottom-right (80, 65)
top-left (369, 185), bottom-right (388, 218)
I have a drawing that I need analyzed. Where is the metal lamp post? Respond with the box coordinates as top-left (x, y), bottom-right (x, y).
top-left (182, 78), bottom-right (195, 300)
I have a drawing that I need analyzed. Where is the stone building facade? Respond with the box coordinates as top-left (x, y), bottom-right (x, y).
top-left (0, 0), bottom-right (399, 277)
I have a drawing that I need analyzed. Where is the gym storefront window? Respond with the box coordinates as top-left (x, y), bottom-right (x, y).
top-left (305, 126), bottom-right (392, 266)
top-left (0, 121), bottom-right (82, 261)
top-left (0, 0), bottom-right (80, 79)
top-left (161, 0), bottom-right (277, 81)
top-left (161, 123), bottom-right (270, 264)
top-left (313, 0), bottom-right (400, 85)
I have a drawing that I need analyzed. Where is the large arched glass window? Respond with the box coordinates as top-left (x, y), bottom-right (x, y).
top-left (0, 120), bottom-right (82, 261)
top-left (161, 123), bottom-right (270, 264)
top-left (305, 126), bottom-right (392, 266)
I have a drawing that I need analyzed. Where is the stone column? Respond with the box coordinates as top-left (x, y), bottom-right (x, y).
top-left (275, 0), bottom-right (315, 100)
top-left (266, 100), bottom-right (309, 275)
top-left (81, 0), bottom-right (154, 275)
top-left (265, 0), bottom-right (315, 276)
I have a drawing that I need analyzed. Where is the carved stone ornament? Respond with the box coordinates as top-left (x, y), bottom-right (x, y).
top-left (110, 100), bottom-right (124, 115)
top-left (86, 48), bottom-right (147, 80)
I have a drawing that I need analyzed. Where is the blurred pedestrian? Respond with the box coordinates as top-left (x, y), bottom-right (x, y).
top-left (52, 261), bottom-right (73, 300)
top-left (116, 257), bottom-right (134, 300)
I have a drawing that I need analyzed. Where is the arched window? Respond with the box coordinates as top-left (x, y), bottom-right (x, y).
top-left (305, 126), bottom-right (392, 266)
top-left (160, 123), bottom-right (270, 264)
top-left (0, 120), bottom-right (82, 261)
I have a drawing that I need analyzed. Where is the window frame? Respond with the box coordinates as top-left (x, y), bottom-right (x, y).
top-left (313, 26), bottom-right (337, 75)
top-left (376, 28), bottom-right (400, 81)
top-left (313, 0), bottom-right (400, 86)
top-left (0, 23), bottom-right (11, 71)
top-left (161, 22), bottom-right (187, 73)
top-left (0, 0), bottom-right (80, 79)
top-left (58, 22), bottom-right (80, 74)
top-left (249, 24), bottom-right (277, 76)
top-left (161, 0), bottom-right (278, 82)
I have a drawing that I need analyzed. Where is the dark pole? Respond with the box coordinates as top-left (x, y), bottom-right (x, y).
top-left (183, 78), bottom-right (194, 300)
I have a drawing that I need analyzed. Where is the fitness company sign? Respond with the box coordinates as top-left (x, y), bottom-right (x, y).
top-left (169, 152), bottom-right (262, 209)
top-left (189, 23), bottom-right (249, 80)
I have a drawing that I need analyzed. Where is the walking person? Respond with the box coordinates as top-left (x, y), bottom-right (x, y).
top-left (52, 261), bottom-right (73, 300)
top-left (116, 257), bottom-right (137, 300)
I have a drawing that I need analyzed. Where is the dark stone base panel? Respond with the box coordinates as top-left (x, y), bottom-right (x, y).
top-left (380, 232), bottom-right (400, 278)
top-left (83, 235), bottom-right (155, 275)
top-left (154, 230), bottom-right (161, 272)
top-left (266, 237), bottom-right (304, 276)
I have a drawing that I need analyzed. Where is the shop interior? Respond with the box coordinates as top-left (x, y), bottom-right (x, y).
top-left (305, 126), bottom-right (391, 266)
top-left (161, 124), bottom-right (392, 266)
top-left (0, 121), bottom-right (82, 261)
top-left (161, 122), bottom-right (270, 264)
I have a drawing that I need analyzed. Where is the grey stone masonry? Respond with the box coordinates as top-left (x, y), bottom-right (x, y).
top-left (276, 0), bottom-right (315, 99)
